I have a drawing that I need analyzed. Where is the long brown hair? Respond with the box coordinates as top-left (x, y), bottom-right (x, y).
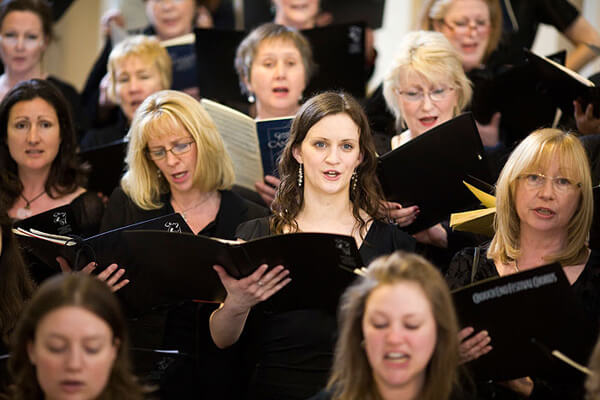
top-left (328, 251), bottom-right (461, 400)
top-left (0, 79), bottom-right (86, 211)
top-left (0, 210), bottom-right (35, 347)
top-left (8, 274), bottom-right (145, 400)
top-left (270, 91), bottom-right (385, 236)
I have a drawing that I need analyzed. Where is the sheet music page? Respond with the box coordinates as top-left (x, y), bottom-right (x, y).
top-left (201, 99), bottom-right (264, 190)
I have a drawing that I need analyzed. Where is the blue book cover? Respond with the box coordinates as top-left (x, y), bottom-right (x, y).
top-left (256, 118), bottom-right (293, 177)
top-left (162, 34), bottom-right (198, 94)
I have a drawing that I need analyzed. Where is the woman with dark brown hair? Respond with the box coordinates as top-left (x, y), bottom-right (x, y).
top-left (0, 79), bottom-right (105, 282)
top-left (6, 273), bottom-right (144, 400)
top-left (209, 91), bottom-right (415, 400)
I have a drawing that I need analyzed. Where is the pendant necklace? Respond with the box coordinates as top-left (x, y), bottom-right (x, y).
top-left (172, 193), bottom-right (214, 224)
top-left (16, 190), bottom-right (46, 219)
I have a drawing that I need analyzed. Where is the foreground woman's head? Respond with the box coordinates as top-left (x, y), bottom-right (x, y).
top-left (9, 273), bottom-right (144, 400)
top-left (328, 251), bottom-right (460, 400)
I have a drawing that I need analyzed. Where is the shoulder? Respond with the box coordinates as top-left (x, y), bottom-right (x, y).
top-left (235, 216), bottom-right (272, 241)
top-left (446, 244), bottom-right (496, 290)
top-left (47, 76), bottom-right (79, 97)
top-left (70, 191), bottom-right (105, 237)
top-left (214, 191), bottom-right (269, 239)
top-left (369, 219), bottom-right (416, 251)
top-left (306, 389), bottom-right (334, 400)
top-left (101, 187), bottom-right (164, 231)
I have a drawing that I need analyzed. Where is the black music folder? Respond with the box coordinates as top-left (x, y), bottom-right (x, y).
top-left (13, 213), bottom-right (190, 272)
top-left (525, 49), bottom-right (600, 119)
top-left (79, 138), bottom-right (128, 196)
top-left (118, 230), bottom-right (363, 315)
top-left (195, 22), bottom-right (367, 104)
top-left (376, 113), bottom-right (492, 234)
top-left (452, 263), bottom-right (596, 381)
top-left (469, 50), bottom-right (566, 144)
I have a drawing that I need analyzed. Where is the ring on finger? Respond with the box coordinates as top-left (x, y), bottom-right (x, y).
top-left (257, 281), bottom-right (264, 286)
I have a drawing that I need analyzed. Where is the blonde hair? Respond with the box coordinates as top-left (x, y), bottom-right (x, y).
top-left (328, 251), bottom-right (461, 400)
top-left (382, 30), bottom-right (472, 131)
top-left (418, 0), bottom-right (502, 62)
top-left (121, 90), bottom-right (235, 209)
top-left (107, 35), bottom-right (172, 103)
top-left (488, 128), bottom-right (593, 265)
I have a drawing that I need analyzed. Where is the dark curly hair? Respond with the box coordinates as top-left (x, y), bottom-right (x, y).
top-left (271, 91), bottom-right (385, 236)
top-left (0, 79), bottom-right (86, 211)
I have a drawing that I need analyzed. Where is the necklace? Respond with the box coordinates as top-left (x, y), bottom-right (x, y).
top-left (172, 192), bottom-right (215, 223)
top-left (16, 190), bottom-right (46, 219)
top-left (20, 190), bottom-right (46, 209)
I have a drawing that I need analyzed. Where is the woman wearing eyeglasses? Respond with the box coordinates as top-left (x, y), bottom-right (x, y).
top-left (0, 0), bottom-right (85, 136)
top-left (100, 89), bottom-right (268, 397)
top-left (446, 128), bottom-right (600, 399)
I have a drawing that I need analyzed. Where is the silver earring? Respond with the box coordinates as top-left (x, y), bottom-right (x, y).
top-left (247, 93), bottom-right (255, 103)
top-left (298, 163), bottom-right (304, 187)
top-left (351, 170), bottom-right (358, 192)
top-left (157, 169), bottom-right (162, 179)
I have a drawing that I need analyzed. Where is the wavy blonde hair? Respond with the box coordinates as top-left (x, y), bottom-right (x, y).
top-left (382, 30), bottom-right (472, 131)
top-left (121, 90), bottom-right (235, 209)
top-left (327, 251), bottom-right (461, 400)
top-left (107, 35), bottom-right (172, 104)
top-left (488, 128), bottom-right (593, 265)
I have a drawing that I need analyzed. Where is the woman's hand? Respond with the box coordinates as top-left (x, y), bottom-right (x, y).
top-left (57, 257), bottom-right (130, 292)
top-left (100, 8), bottom-right (125, 38)
top-left (383, 201), bottom-right (419, 227)
top-left (501, 377), bottom-right (534, 397)
top-left (574, 100), bottom-right (600, 135)
top-left (213, 264), bottom-right (291, 313)
top-left (255, 175), bottom-right (281, 207)
top-left (458, 326), bottom-right (492, 364)
top-left (412, 223), bottom-right (448, 248)
top-left (476, 112), bottom-right (501, 147)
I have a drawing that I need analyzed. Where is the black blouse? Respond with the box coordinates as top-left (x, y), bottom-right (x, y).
top-left (231, 216), bottom-right (415, 400)
top-left (446, 245), bottom-right (600, 400)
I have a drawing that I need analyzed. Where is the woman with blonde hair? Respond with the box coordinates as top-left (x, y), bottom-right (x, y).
top-left (447, 128), bottom-right (599, 399)
top-left (101, 89), bottom-right (268, 396)
top-left (80, 35), bottom-right (172, 149)
top-left (310, 251), bottom-right (463, 400)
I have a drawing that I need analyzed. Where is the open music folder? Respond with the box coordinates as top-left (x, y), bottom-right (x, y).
top-left (117, 230), bottom-right (364, 315)
top-left (377, 113), bottom-right (492, 234)
top-left (452, 263), bottom-right (596, 381)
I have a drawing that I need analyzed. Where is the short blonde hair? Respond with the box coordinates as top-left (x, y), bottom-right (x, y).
top-left (488, 128), bottom-right (593, 265)
top-left (328, 251), bottom-right (460, 400)
top-left (382, 30), bottom-right (472, 131)
top-left (121, 90), bottom-right (235, 209)
top-left (418, 0), bottom-right (502, 62)
top-left (107, 35), bottom-right (172, 104)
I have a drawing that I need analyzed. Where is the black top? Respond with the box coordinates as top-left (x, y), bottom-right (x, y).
top-left (19, 191), bottom-right (104, 284)
top-left (488, 0), bottom-right (580, 69)
top-left (80, 110), bottom-right (128, 151)
top-left (232, 217), bottom-right (415, 400)
top-left (446, 245), bottom-right (600, 400)
top-left (101, 186), bottom-right (268, 397)
top-left (47, 76), bottom-right (87, 141)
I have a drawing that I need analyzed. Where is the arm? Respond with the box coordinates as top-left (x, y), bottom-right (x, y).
top-left (209, 264), bottom-right (291, 348)
top-left (564, 16), bottom-right (600, 71)
top-left (255, 175), bottom-right (280, 208)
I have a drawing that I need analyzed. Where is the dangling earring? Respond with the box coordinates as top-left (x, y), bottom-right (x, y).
top-left (157, 169), bottom-right (162, 179)
top-left (351, 169), bottom-right (358, 192)
top-left (247, 92), bottom-right (256, 103)
top-left (298, 163), bottom-right (304, 187)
